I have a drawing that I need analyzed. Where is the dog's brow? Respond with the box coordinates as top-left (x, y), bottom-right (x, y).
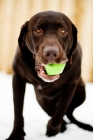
top-left (34, 22), bottom-right (68, 31)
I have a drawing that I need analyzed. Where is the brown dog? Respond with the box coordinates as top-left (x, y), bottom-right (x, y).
top-left (6, 11), bottom-right (93, 140)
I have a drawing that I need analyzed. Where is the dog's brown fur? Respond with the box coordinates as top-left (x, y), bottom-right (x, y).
top-left (6, 11), bottom-right (93, 140)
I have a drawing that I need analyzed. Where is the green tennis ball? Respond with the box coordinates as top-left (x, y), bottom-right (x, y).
top-left (45, 63), bottom-right (66, 76)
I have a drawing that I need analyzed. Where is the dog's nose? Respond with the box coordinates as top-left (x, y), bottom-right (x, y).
top-left (43, 46), bottom-right (59, 61)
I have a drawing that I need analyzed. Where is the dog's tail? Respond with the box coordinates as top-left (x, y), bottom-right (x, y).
top-left (67, 114), bottom-right (93, 131)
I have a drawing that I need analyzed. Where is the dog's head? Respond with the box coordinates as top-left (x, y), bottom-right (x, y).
top-left (18, 11), bottom-right (77, 82)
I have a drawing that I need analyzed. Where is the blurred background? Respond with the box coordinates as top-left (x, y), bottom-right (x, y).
top-left (0, 0), bottom-right (93, 82)
top-left (0, 1), bottom-right (93, 139)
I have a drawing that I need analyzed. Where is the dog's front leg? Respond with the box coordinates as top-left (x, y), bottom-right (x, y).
top-left (46, 82), bottom-right (77, 137)
top-left (6, 73), bottom-right (26, 140)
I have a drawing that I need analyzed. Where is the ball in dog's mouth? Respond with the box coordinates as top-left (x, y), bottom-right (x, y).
top-left (45, 63), bottom-right (66, 75)
top-left (35, 63), bottom-right (66, 82)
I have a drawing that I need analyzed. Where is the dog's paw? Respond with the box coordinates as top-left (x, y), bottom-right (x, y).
top-left (6, 130), bottom-right (25, 140)
top-left (46, 120), bottom-right (61, 137)
top-left (6, 134), bottom-right (24, 140)
top-left (46, 129), bottom-right (58, 137)
top-left (60, 120), bottom-right (67, 133)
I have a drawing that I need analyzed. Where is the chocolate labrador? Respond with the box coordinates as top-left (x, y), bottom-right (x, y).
top-left (6, 11), bottom-right (93, 140)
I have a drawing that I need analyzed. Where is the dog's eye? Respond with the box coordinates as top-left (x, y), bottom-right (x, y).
top-left (59, 29), bottom-right (66, 34)
top-left (34, 28), bottom-right (42, 34)
top-left (59, 28), bottom-right (68, 35)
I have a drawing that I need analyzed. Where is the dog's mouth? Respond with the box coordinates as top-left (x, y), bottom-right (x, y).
top-left (35, 65), bottom-right (60, 82)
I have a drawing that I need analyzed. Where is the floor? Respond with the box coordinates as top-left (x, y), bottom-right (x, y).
top-left (0, 72), bottom-right (93, 140)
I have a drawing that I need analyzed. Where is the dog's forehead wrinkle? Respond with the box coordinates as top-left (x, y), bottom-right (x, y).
top-left (31, 16), bottom-right (70, 29)
top-left (34, 20), bottom-right (69, 30)
top-left (29, 11), bottom-right (72, 31)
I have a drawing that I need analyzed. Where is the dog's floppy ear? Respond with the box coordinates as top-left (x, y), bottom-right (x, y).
top-left (18, 21), bottom-right (28, 47)
top-left (69, 23), bottom-right (78, 64)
